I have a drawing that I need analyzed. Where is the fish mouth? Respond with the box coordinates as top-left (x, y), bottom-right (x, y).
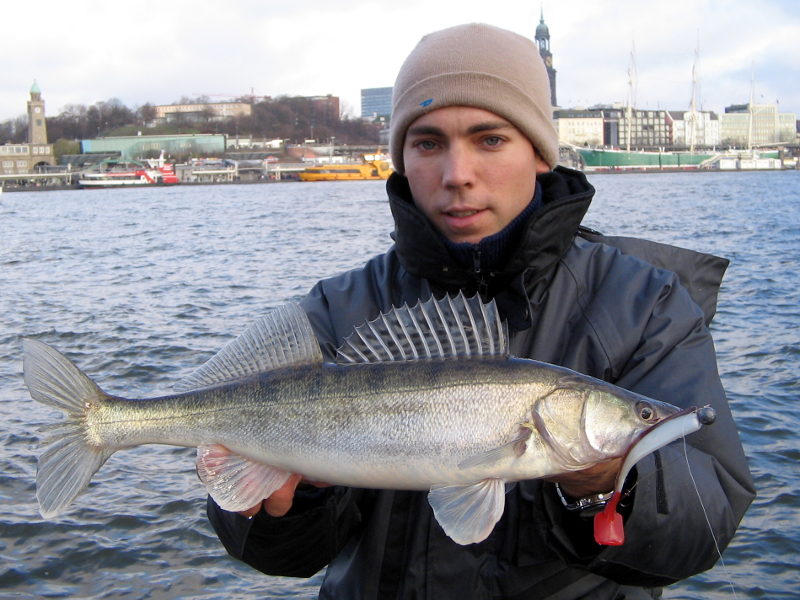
top-left (625, 406), bottom-right (709, 451)
top-left (611, 405), bottom-right (716, 493)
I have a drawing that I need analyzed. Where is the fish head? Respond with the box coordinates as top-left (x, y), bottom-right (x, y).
top-left (532, 376), bottom-right (681, 468)
top-left (581, 385), bottom-right (681, 459)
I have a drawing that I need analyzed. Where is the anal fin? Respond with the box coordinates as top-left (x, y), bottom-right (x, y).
top-left (428, 479), bottom-right (506, 545)
top-left (197, 444), bottom-right (291, 512)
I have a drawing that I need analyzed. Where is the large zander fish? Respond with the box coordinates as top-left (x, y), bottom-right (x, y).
top-left (24, 294), bottom-right (687, 545)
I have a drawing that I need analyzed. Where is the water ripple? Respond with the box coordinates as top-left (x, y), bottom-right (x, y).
top-left (1, 174), bottom-right (798, 598)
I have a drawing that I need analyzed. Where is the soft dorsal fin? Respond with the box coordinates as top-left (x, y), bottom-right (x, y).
top-left (336, 292), bottom-right (508, 363)
top-left (174, 302), bottom-right (322, 391)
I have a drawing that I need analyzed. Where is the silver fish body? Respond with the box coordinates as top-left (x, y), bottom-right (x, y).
top-left (86, 357), bottom-right (663, 488)
top-left (24, 294), bottom-right (683, 545)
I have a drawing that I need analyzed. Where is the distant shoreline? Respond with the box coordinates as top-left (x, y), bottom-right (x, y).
top-left (0, 178), bottom-right (298, 193)
top-left (2, 165), bottom-right (797, 193)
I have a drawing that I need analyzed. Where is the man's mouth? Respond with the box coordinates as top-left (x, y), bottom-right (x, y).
top-left (446, 209), bottom-right (481, 218)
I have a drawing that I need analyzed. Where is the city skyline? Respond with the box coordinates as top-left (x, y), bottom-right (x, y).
top-left (1, 0), bottom-right (798, 123)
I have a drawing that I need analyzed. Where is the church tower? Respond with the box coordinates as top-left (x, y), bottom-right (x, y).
top-left (27, 80), bottom-right (49, 145)
top-left (535, 9), bottom-right (557, 107)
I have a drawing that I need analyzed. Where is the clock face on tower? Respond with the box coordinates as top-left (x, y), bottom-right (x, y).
top-left (34, 106), bottom-right (41, 113)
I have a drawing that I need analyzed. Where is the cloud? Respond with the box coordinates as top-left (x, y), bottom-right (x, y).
top-left (1, 0), bottom-right (798, 123)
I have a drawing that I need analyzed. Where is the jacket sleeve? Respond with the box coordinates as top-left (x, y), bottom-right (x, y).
top-left (207, 486), bottom-right (361, 577)
top-left (545, 264), bottom-right (755, 586)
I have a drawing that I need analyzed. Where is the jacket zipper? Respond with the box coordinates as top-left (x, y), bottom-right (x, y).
top-left (472, 247), bottom-right (489, 297)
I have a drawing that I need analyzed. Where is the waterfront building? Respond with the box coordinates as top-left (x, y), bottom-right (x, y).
top-left (27, 80), bottom-right (48, 145)
top-left (553, 106), bottom-right (622, 148)
top-left (225, 137), bottom-right (285, 151)
top-left (554, 109), bottom-right (604, 147)
top-left (553, 106), bottom-right (673, 150)
top-left (0, 81), bottom-right (55, 175)
top-left (361, 87), bottom-right (393, 121)
top-left (668, 110), bottom-right (721, 149)
top-left (719, 103), bottom-right (797, 147)
top-left (153, 101), bottom-right (252, 123)
top-left (619, 108), bottom-right (671, 149)
top-left (80, 133), bottom-right (226, 160)
top-left (535, 10), bottom-right (557, 107)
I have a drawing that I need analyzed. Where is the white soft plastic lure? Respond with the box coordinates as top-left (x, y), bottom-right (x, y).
top-left (594, 406), bottom-right (716, 545)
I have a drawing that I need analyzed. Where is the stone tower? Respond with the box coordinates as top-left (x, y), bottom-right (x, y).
top-left (27, 80), bottom-right (48, 145)
top-left (535, 9), bottom-right (557, 107)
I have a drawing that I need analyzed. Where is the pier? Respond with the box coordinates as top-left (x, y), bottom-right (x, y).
top-left (0, 171), bottom-right (76, 190)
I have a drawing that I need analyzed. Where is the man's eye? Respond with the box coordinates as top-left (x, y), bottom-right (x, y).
top-left (484, 136), bottom-right (503, 146)
top-left (415, 140), bottom-right (438, 151)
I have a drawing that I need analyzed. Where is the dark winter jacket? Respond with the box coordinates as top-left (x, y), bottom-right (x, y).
top-left (208, 167), bottom-right (754, 599)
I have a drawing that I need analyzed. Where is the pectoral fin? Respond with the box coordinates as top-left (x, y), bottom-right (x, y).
top-left (428, 479), bottom-right (506, 545)
top-left (457, 427), bottom-right (532, 470)
top-left (196, 444), bottom-right (291, 512)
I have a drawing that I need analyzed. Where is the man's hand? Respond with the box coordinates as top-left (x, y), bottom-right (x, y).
top-left (197, 444), bottom-right (331, 519)
top-left (238, 475), bottom-right (332, 518)
top-left (547, 457), bottom-right (621, 500)
top-left (238, 473), bottom-right (304, 518)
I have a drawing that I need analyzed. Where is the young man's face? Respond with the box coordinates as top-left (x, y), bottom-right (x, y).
top-left (402, 106), bottom-right (550, 244)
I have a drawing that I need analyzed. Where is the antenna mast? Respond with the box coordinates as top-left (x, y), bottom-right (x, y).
top-left (688, 35), bottom-right (699, 153)
top-left (626, 40), bottom-right (637, 152)
top-left (747, 66), bottom-right (755, 150)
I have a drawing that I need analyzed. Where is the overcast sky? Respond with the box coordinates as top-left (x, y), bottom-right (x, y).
top-left (2, 0), bottom-right (798, 123)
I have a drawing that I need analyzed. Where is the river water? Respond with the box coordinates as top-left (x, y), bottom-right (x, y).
top-left (1, 172), bottom-right (797, 599)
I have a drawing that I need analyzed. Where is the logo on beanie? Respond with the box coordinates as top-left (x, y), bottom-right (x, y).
top-left (419, 98), bottom-right (434, 107)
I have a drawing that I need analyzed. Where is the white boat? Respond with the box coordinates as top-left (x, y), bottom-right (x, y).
top-left (79, 154), bottom-right (178, 188)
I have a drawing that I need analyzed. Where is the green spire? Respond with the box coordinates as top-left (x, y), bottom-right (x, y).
top-left (31, 80), bottom-right (41, 94)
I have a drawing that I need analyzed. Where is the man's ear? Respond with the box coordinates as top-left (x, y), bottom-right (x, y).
top-left (534, 150), bottom-right (552, 174)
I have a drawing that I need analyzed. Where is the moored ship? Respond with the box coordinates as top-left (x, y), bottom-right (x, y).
top-left (79, 156), bottom-right (179, 188)
top-left (576, 147), bottom-right (714, 171)
top-left (299, 155), bottom-right (393, 182)
top-left (575, 147), bottom-right (782, 172)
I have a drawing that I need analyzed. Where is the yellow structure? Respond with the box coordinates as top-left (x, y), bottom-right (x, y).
top-left (299, 156), bottom-right (393, 181)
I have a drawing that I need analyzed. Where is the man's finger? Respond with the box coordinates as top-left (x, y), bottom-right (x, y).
top-left (264, 474), bottom-right (304, 517)
top-left (238, 504), bottom-right (263, 519)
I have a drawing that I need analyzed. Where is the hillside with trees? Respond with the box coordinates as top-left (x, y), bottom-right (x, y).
top-left (0, 95), bottom-right (383, 153)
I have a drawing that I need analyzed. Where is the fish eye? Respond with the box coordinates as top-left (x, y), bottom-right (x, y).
top-left (636, 401), bottom-right (657, 422)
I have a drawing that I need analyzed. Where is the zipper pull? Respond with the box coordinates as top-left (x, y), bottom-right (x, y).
top-left (472, 247), bottom-right (482, 276)
top-left (472, 248), bottom-right (490, 296)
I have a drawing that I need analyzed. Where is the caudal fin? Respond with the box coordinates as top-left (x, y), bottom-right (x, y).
top-left (22, 338), bottom-right (114, 518)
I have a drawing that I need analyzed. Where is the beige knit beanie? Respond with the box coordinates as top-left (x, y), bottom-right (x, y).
top-left (390, 23), bottom-right (559, 173)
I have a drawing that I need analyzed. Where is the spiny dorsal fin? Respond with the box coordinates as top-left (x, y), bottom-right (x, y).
top-left (336, 292), bottom-right (508, 364)
top-left (174, 302), bottom-right (322, 391)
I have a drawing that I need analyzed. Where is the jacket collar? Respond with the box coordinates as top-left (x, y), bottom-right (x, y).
top-left (387, 166), bottom-right (596, 299)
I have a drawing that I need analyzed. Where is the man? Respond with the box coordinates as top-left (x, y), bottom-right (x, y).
top-left (208, 23), bottom-right (754, 598)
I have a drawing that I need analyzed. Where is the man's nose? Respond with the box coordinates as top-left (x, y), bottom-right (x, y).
top-left (442, 144), bottom-right (476, 189)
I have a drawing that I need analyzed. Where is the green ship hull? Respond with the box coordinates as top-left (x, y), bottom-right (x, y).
top-left (576, 148), bottom-right (780, 170)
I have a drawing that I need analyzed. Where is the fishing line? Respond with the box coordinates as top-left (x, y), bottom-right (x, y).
top-left (618, 434), bottom-right (740, 598)
top-left (682, 434), bottom-right (739, 599)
